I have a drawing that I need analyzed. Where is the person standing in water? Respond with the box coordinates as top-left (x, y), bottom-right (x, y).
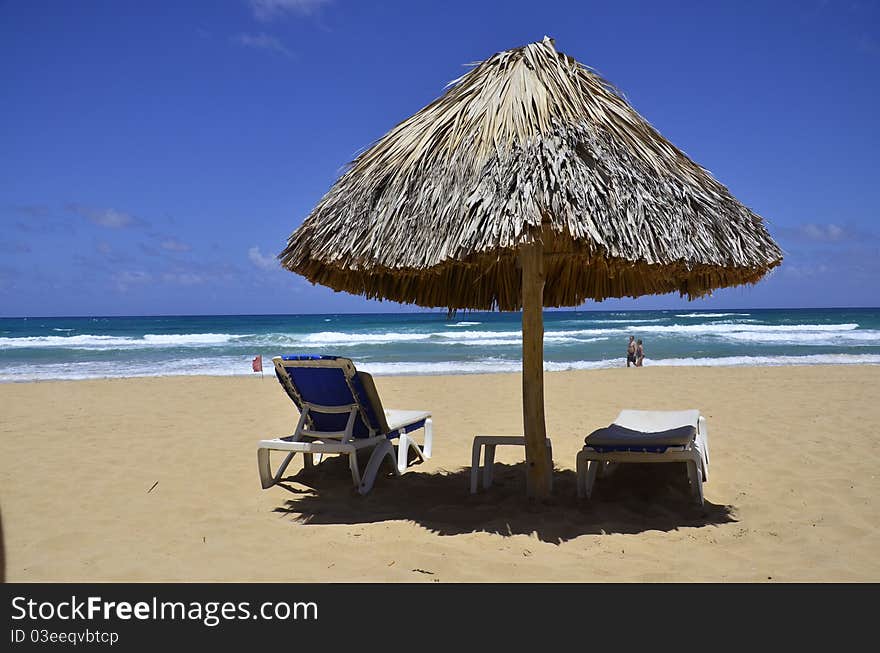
top-left (626, 335), bottom-right (637, 367)
top-left (635, 339), bottom-right (645, 367)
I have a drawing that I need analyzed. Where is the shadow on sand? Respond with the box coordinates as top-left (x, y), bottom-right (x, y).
top-left (271, 454), bottom-right (735, 543)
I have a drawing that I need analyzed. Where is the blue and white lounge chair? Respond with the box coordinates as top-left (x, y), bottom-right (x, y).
top-left (257, 355), bottom-right (433, 495)
top-left (576, 409), bottom-right (709, 505)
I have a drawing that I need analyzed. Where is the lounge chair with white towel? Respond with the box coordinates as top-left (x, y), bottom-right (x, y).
top-left (576, 409), bottom-right (709, 505)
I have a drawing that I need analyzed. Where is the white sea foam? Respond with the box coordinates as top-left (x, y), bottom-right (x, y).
top-left (674, 312), bottom-right (751, 318)
top-left (440, 338), bottom-right (523, 347)
top-left (434, 330), bottom-right (523, 340)
top-left (630, 323), bottom-right (859, 334)
top-left (447, 321), bottom-right (482, 326)
top-left (141, 333), bottom-right (249, 345)
top-left (0, 332), bottom-right (250, 349)
top-left (719, 330), bottom-right (880, 344)
top-left (358, 359), bottom-right (524, 376)
top-left (0, 357), bottom-right (254, 382)
top-left (0, 328), bottom-right (610, 351)
top-left (441, 336), bottom-right (608, 347)
top-left (0, 335), bottom-right (126, 349)
top-left (273, 329), bottom-right (611, 348)
top-left (298, 331), bottom-right (431, 345)
top-left (3, 352), bottom-right (879, 382)
top-left (546, 328), bottom-right (615, 337)
top-left (560, 318), bottom-right (666, 325)
top-left (356, 354), bottom-right (880, 375)
top-left (624, 323), bottom-right (877, 344)
top-left (437, 328), bottom-right (612, 340)
top-left (4, 322), bottom-right (872, 351)
top-left (357, 358), bottom-right (626, 375)
top-left (643, 353), bottom-right (880, 367)
top-left (713, 319), bottom-right (759, 324)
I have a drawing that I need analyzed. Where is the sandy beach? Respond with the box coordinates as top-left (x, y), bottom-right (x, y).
top-left (1, 365), bottom-right (878, 582)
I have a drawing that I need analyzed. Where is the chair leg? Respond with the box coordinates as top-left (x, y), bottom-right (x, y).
top-left (258, 449), bottom-right (297, 489)
top-left (585, 460), bottom-right (601, 499)
top-left (348, 451), bottom-right (362, 489)
top-left (695, 471), bottom-right (705, 506)
top-left (686, 458), bottom-right (697, 491)
top-left (423, 418), bottom-right (433, 459)
top-left (697, 418), bottom-right (710, 483)
top-left (358, 440), bottom-right (400, 495)
top-left (397, 421), bottom-right (432, 473)
top-left (470, 440), bottom-right (482, 494)
top-left (397, 433), bottom-right (410, 473)
top-left (700, 439), bottom-right (709, 482)
top-left (258, 448), bottom-right (274, 489)
top-left (576, 450), bottom-right (587, 498)
top-left (483, 445), bottom-right (496, 489)
top-left (699, 417), bottom-right (710, 466)
top-left (686, 459), bottom-right (703, 506)
top-left (406, 432), bottom-right (430, 471)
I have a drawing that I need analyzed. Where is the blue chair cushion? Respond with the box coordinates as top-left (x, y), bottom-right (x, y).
top-left (276, 355), bottom-right (384, 439)
top-left (584, 424), bottom-right (696, 453)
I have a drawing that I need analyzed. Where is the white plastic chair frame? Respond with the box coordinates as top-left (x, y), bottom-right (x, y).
top-left (257, 401), bottom-right (397, 495)
top-left (576, 414), bottom-right (709, 506)
top-left (257, 358), bottom-right (432, 495)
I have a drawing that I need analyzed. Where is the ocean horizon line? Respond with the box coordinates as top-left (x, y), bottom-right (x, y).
top-left (2, 305), bottom-right (880, 320)
top-left (2, 353), bottom-right (880, 384)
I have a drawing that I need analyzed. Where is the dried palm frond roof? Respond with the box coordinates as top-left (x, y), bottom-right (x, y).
top-left (280, 36), bottom-right (782, 311)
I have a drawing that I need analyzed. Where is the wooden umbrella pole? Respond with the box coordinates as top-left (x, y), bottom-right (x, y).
top-left (520, 240), bottom-right (552, 499)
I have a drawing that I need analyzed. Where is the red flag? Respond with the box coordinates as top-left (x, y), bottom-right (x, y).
top-left (252, 355), bottom-right (263, 373)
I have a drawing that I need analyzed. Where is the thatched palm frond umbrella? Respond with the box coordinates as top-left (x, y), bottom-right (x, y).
top-left (280, 37), bottom-right (782, 498)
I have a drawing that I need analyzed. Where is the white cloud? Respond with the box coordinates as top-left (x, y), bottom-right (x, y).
top-left (233, 32), bottom-right (294, 58)
top-left (68, 204), bottom-right (139, 229)
top-left (91, 208), bottom-right (134, 228)
top-left (161, 238), bottom-right (191, 252)
top-left (249, 0), bottom-right (331, 21)
top-left (248, 246), bottom-right (279, 271)
top-left (112, 270), bottom-right (151, 292)
top-left (801, 223), bottom-right (844, 242)
top-left (779, 222), bottom-right (876, 244)
top-left (780, 263), bottom-right (829, 279)
top-left (162, 272), bottom-right (205, 285)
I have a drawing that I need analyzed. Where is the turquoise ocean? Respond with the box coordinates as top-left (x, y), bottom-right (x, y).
top-left (1, 308), bottom-right (879, 382)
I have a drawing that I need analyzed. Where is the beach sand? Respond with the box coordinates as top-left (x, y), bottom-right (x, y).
top-left (1, 365), bottom-right (878, 582)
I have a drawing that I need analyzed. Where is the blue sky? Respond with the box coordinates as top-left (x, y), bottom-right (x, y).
top-left (1, 0), bottom-right (878, 317)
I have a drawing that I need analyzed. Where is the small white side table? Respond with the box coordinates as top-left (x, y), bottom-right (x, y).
top-left (470, 435), bottom-right (553, 493)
